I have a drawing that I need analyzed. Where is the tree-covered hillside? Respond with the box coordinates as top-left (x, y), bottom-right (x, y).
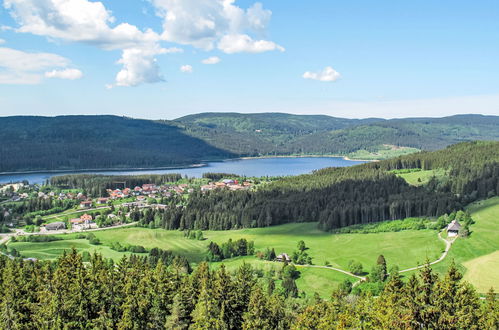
top-left (155, 141), bottom-right (499, 231)
top-left (0, 116), bottom-right (233, 172)
top-left (176, 113), bottom-right (499, 156)
top-left (174, 112), bottom-right (380, 157)
top-left (2, 113), bottom-right (499, 172)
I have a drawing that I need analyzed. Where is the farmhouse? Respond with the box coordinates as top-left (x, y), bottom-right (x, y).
top-left (447, 220), bottom-right (461, 237)
top-left (45, 222), bottom-right (66, 231)
top-left (276, 253), bottom-right (291, 262)
top-left (97, 198), bottom-right (109, 204)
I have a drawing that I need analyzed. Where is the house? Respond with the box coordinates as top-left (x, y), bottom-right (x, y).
top-left (80, 214), bottom-right (93, 222)
top-left (447, 220), bottom-right (461, 237)
top-left (45, 222), bottom-right (66, 231)
top-left (80, 200), bottom-right (93, 209)
top-left (98, 197), bottom-right (109, 204)
top-left (276, 253), bottom-right (291, 262)
top-left (71, 214), bottom-right (95, 230)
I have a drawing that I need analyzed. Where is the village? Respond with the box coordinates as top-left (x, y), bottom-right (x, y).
top-left (0, 178), bottom-right (254, 233)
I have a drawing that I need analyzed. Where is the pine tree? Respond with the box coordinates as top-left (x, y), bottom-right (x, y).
top-left (242, 286), bottom-right (271, 329)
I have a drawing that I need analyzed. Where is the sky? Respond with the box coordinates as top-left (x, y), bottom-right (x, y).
top-left (0, 0), bottom-right (498, 120)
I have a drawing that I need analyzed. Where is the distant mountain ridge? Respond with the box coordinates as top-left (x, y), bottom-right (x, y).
top-left (1, 113), bottom-right (499, 172)
top-left (174, 113), bottom-right (499, 156)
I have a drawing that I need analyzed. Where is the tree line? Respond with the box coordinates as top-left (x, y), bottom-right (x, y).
top-left (0, 250), bottom-right (496, 329)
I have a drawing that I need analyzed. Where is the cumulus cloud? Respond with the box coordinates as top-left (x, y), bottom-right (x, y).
top-left (0, 39), bottom-right (5, 44)
top-left (218, 34), bottom-right (284, 54)
top-left (202, 56), bottom-right (221, 64)
top-left (180, 65), bottom-right (193, 73)
top-left (151, 0), bottom-right (283, 54)
top-left (303, 66), bottom-right (341, 82)
top-left (45, 68), bottom-right (83, 80)
top-left (0, 47), bottom-right (74, 84)
top-left (3, 0), bottom-right (179, 87)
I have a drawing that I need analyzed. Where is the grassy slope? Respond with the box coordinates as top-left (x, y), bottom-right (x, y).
top-left (397, 169), bottom-right (446, 186)
top-left (10, 222), bottom-right (443, 297)
top-left (10, 239), bottom-right (142, 260)
top-left (347, 145), bottom-right (420, 160)
top-left (426, 197), bottom-right (499, 292)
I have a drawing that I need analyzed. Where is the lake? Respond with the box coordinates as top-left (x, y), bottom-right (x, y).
top-left (0, 157), bottom-right (367, 185)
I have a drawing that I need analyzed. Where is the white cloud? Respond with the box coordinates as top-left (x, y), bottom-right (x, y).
top-left (151, 0), bottom-right (283, 54)
top-left (0, 47), bottom-right (72, 84)
top-left (303, 66), bottom-right (341, 82)
top-left (115, 47), bottom-right (164, 87)
top-left (202, 56), bottom-right (221, 64)
top-left (45, 68), bottom-right (83, 80)
top-left (4, 0), bottom-right (178, 87)
top-left (218, 34), bottom-right (284, 54)
top-left (180, 65), bottom-right (193, 73)
top-left (0, 39), bottom-right (5, 44)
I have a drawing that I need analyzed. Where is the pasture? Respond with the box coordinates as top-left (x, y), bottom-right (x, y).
top-left (432, 197), bottom-right (499, 292)
top-left (9, 222), bottom-right (444, 297)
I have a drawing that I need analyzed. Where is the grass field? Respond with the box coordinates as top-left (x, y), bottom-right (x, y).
top-left (9, 222), bottom-right (443, 297)
top-left (397, 169), bottom-right (447, 186)
top-left (10, 239), bottom-right (142, 260)
top-left (348, 145), bottom-right (420, 160)
top-left (430, 197), bottom-right (499, 293)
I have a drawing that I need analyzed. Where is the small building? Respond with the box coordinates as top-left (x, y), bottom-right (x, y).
top-left (80, 200), bottom-right (93, 209)
top-left (276, 253), bottom-right (291, 262)
top-left (97, 198), bottom-right (109, 205)
top-left (45, 222), bottom-right (66, 231)
top-left (447, 220), bottom-right (461, 237)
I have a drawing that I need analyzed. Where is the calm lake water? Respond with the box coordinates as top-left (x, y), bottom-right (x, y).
top-left (0, 157), bottom-right (367, 185)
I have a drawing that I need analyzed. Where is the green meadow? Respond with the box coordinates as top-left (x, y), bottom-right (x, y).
top-left (397, 169), bottom-right (447, 186)
top-left (430, 197), bottom-right (499, 293)
top-left (9, 222), bottom-right (444, 297)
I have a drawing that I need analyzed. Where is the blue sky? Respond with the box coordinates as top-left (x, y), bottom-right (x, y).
top-left (0, 0), bottom-right (498, 119)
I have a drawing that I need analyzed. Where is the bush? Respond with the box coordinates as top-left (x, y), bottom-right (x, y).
top-left (348, 260), bottom-right (364, 275)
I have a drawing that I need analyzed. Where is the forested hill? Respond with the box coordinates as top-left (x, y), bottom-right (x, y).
top-left (0, 116), bottom-right (233, 173)
top-left (157, 141), bottom-right (499, 231)
top-left (176, 113), bottom-right (499, 156)
top-left (2, 113), bottom-right (499, 172)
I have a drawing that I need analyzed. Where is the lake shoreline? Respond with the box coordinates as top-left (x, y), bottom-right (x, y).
top-left (0, 155), bottom-right (374, 177)
top-left (236, 155), bottom-right (377, 162)
top-left (0, 163), bottom-right (207, 176)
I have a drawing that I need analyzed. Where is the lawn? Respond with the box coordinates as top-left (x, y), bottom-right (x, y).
top-left (397, 169), bottom-right (446, 186)
top-left (9, 222), bottom-right (444, 297)
top-left (9, 239), bottom-right (141, 260)
top-left (431, 197), bottom-right (499, 292)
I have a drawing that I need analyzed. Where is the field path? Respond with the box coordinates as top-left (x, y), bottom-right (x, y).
top-left (294, 230), bottom-right (453, 282)
top-left (399, 231), bottom-right (454, 273)
top-left (296, 264), bottom-right (366, 281)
